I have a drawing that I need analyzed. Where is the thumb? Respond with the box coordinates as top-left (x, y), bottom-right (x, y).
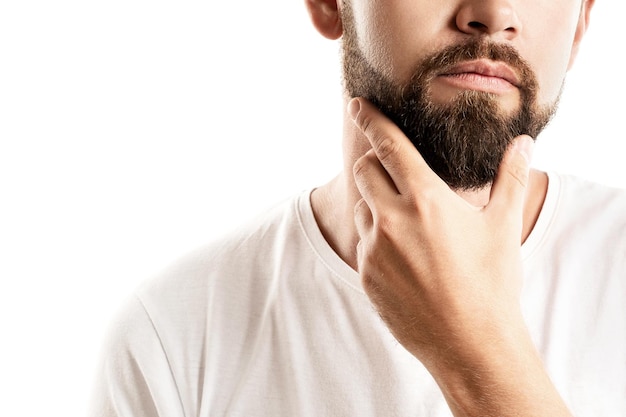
top-left (488, 135), bottom-right (534, 221)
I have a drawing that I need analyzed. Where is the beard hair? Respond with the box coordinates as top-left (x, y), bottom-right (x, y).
top-left (340, 3), bottom-right (560, 191)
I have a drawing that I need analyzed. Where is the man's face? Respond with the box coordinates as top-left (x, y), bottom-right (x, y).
top-left (341, 0), bottom-right (587, 190)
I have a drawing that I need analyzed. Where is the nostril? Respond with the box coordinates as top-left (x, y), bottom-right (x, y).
top-left (468, 21), bottom-right (487, 30)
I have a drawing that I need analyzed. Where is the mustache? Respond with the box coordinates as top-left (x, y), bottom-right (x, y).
top-left (406, 38), bottom-right (538, 94)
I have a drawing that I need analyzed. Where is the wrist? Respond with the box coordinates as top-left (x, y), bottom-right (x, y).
top-left (424, 324), bottom-right (571, 417)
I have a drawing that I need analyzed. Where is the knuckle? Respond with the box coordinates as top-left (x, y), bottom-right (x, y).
top-left (353, 197), bottom-right (367, 217)
top-left (372, 208), bottom-right (405, 246)
top-left (353, 198), bottom-right (372, 227)
top-left (357, 111), bottom-right (374, 137)
top-left (352, 150), bottom-right (377, 178)
top-left (411, 185), bottom-right (436, 204)
top-left (352, 155), bottom-right (368, 178)
top-left (376, 212), bottom-right (398, 239)
top-left (358, 113), bottom-right (400, 163)
top-left (401, 187), bottom-right (439, 215)
top-left (375, 136), bottom-right (401, 163)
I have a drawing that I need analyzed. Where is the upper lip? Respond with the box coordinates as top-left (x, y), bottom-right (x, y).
top-left (439, 60), bottom-right (520, 87)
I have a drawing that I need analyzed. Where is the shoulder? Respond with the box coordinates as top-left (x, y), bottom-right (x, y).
top-left (92, 191), bottom-right (316, 412)
top-left (115, 190), bottom-right (322, 347)
top-left (137, 191), bottom-right (309, 303)
top-left (548, 173), bottom-right (626, 255)
top-left (553, 173), bottom-right (626, 225)
top-left (89, 293), bottom-right (186, 416)
top-left (557, 174), bottom-right (626, 204)
top-left (99, 190), bottom-right (310, 341)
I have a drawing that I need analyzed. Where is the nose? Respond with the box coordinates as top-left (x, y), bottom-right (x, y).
top-left (455, 0), bottom-right (521, 40)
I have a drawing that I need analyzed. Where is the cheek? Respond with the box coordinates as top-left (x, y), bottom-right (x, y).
top-left (534, 51), bottom-right (570, 106)
top-left (351, 1), bottom-right (444, 81)
top-left (349, 1), bottom-right (391, 73)
top-left (528, 14), bottom-right (581, 105)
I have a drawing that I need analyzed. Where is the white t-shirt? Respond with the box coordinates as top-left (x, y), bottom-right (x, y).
top-left (90, 173), bottom-right (626, 416)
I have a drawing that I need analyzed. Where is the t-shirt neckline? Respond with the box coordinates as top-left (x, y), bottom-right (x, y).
top-left (297, 172), bottom-right (562, 290)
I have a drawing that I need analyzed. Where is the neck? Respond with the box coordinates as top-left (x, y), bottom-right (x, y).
top-left (310, 102), bottom-right (548, 271)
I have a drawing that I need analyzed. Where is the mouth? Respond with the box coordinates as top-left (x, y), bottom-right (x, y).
top-left (436, 59), bottom-right (521, 94)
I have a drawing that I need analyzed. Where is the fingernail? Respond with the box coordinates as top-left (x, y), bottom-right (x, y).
top-left (515, 135), bottom-right (535, 164)
top-left (347, 98), bottom-right (361, 121)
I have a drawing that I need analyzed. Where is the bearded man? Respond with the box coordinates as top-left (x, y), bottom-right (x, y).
top-left (90, 0), bottom-right (626, 416)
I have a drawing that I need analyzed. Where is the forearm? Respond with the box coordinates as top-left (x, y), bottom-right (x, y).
top-left (426, 325), bottom-right (571, 417)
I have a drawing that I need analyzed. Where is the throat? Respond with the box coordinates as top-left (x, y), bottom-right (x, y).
top-left (310, 174), bottom-right (360, 271)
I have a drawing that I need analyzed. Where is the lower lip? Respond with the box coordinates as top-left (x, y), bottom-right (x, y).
top-left (436, 73), bottom-right (517, 94)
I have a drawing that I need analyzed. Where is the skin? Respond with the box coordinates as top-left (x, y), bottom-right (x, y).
top-left (305, 0), bottom-right (594, 415)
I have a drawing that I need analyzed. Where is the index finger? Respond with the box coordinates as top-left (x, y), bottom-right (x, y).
top-left (348, 97), bottom-right (444, 196)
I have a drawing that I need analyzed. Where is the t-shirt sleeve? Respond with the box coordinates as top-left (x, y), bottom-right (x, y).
top-left (88, 295), bottom-right (185, 417)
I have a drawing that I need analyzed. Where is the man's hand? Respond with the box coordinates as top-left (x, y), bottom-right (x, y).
top-left (348, 97), bottom-right (571, 416)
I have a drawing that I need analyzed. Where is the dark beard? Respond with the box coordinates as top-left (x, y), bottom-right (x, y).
top-left (341, 6), bottom-right (558, 191)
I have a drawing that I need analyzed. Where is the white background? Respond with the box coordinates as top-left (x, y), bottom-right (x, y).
top-left (0, 1), bottom-right (624, 415)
